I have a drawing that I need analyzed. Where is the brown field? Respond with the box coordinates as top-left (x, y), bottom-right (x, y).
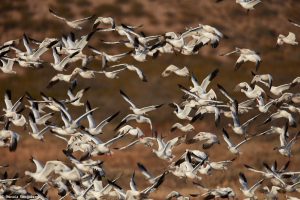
top-left (0, 0), bottom-right (300, 199)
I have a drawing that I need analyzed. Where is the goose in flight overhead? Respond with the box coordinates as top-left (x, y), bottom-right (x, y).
top-left (117, 125), bottom-right (144, 138)
top-left (277, 32), bottom-right (298, 46)
top-left (120, 90), bottom-right (163, 115)
top-left (220, 47), bottom-right (261, 71)
top-left (49, 8), bottom-right (95, 29)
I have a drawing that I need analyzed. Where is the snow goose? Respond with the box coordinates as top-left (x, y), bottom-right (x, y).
top-left (251, 71), bottom-right (273, 89)
top-left (115, 113), bottom-right (153, 131)
top-left (239, 172), bottom-right (264, 199)
top-left (117, 125), bottom-right (144, 138)
top-left (153, 136), bottom-right (179, 161)
top-left (263, 109), bottom-right (296, 127)
top-left (228, 100), bottom-right (260, 135)
top-left (236, 0), bottom-right (261, 12)
top-left (222, 128), bottom-right (251, 155)
top-left (256, 95), bottom-right (275, 113)
top-left (66, 81), bottom-right (90, 107)
top-left (161, 64), bottom-right (190, 77)
top-left (274, 131), bottom-right (299, 157)
top-left (2, 90), bottom-right (24, 119)
top-left (277, 32), bottom-right (298, 46)
top-left (49, 8), bottom-right (94, 29)
top-left (220, 47), bottom-right (261, 71)
top-left (191, 132), bottom-right (220, 149)
top-left (169, 102), bottom-right (192, 120)
top-left (235, 82), bottom-right (265, 99)
top-left (30, 102), bottom-right (54, 125)
top-left (0, 122), bottom-right (20, 151)
top-left (288, 19), bottom-right (300, 28)
top-left (50, 48), bottom-right (79, 71)
top-left (46, 68), bottom-right (81, 88)
top-left (0, 58), bottom-right (16, 74)
top-left (28, 112), bottom-right (50, 141)
top-left (170, 122), bottom-right (194, 132)
top-left (120, 90), bottom-right (163, 115)
top-left (110, 63), bottom-right (147, 82)
top-left (137, 162), bottom-right (165, 184)
top-left (25, 159), bottom-right (65, 182)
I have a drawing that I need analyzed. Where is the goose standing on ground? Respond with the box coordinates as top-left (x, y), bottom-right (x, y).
top-left (49, 8), bottom-right (94, 29)
top-left (220, 47), bottom-right (261, 71)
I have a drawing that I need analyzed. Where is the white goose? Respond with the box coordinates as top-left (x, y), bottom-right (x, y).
top-left (161, 64), bottom-right (190, 77)
top-left (49, 8), bottom-right (94, 29)
top-left (277, 32), bottom-right (298, 46)
top-left (153, 136), bottom-right (179, 161)
top-left (239, 172), bottom-right (264, 199)
top-left (236, 0), bottom-right (261, 12)
top-left (0, 58), bottom-right (16, 74)
top-left (117, 125), bottom-right (144, 138)
top-left (120, 90), bottom-right (163, 115)
top-left (28, 112), bottom-right (50, 141)
top-left (220, 47), bottom-right (261, 71)
top-left (263, 109), bottom-right (296, 127)
top-left (110, 63), bottom-right (147, 82)
top-left (51, 48), bottom-right (79, 71)
top-left (222, 128), bottom-right (251, 155)
top-left (85, 101), bottom-right (120, 135)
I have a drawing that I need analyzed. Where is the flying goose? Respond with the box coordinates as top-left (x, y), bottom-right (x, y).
top-left (161, 64), bottom-right (190, 77)
top-left (120, 90), bottom-right (163, 115)
top-left (85, 101), bottom-right (120, 135)
top-left (66, 81), bottom-right (90, 107)
top-left (153, 136), bottom-right (179, 161)
top-left (277, 32), bottom-right (298, 46)
top-left (0, 122), bottom-right (20, 152)
top-left (46, 68), bottom-right (81, 88)
top-left (263, 109), bottom-right (296, 127)
top-left (51, 48), bottom-right (79, 71)
top-left (239, 172), bottom-right (264, 199)
top-left (28, 112), bottom-right (50, 141)
top-left (117, 125), bottom-right (144, 138)
top-left (251, 71), bottom-right (273, 89)
top-left (220, 47), bottom-right (261, 71)
top-left (110, 63), bottom-right (147, 82)
top-left (49, 8), bottom-right (94, 29)
top-left (222, 128), bottom-right (251, 155)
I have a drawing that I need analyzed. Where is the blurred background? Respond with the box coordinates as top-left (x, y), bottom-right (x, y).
top-left (0, 0), bottom-right (300, 199)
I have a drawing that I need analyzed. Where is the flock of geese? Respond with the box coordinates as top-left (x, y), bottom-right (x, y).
top-left (0, 2), bottom-right (300, 200)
